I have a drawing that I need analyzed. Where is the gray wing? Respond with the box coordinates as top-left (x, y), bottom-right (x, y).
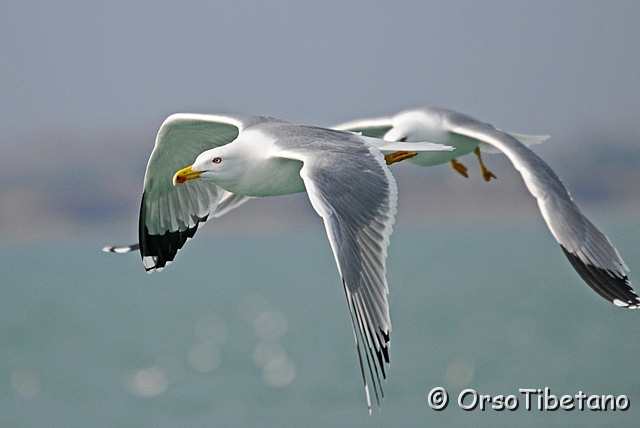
top-left (445, 110), bottom-right (638, 308)
top-left (275, 127), bottom-right (396, 412)
top-left (332, 116), bottom-right (394, 139)
top-left (139, 113), bottom-right (246, 271)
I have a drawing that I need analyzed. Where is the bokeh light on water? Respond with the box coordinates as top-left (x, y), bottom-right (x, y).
top-left (188, 342), bottom-right (222, 373)
top-left (126, 365), bottom-right (169, 398)
top-left (506, 315), bottom-right (536, 348)
top-left (253, 308), bottom-right (287, 342)
top-left (188, 314), bottom-right (228, 373)
top-left (125, 355), bottom-right (184, 398)
top-left (239, 293), bottom-right (296, 388)
top-left (445, 358), bottom-right (476, 390)
top-left (2, 224), bottom-right (639, 426)
top-left (10, 368), bottom-right (40, 399)
top-left (194, 314), bottom-right (229, 345)
top-left (124, 313), bottom-right (228, 398)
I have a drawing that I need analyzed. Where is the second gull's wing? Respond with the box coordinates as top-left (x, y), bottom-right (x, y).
top-left (444, 111), bottom-right (637, 308)
top-left (332, 116), bottom-right (394, 139)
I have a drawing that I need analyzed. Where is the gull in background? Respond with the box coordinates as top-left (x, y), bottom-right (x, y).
top-left (334, 106), bottom-right (638, 309)
top-left (105, 113), bottom-right (453, 412)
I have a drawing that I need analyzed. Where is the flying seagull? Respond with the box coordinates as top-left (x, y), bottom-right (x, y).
top-left (333, 106), bottom-right (638, 309)
top-left (106, 113), bottom-right (452, 412)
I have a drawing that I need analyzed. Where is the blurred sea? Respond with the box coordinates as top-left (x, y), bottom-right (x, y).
top-left (1, 221), bottom-right (639, 427)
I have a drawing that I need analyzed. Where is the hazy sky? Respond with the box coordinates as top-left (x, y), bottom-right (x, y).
top-left (2, 1), bottom-right (640, 146)
top-left (2, 1), bottom-right (640, 243)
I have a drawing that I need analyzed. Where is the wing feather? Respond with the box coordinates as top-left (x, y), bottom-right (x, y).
top-left (274, 128), bottom-right (396, 412)
top-left (332, 116), bottom-right (394, 139)
top-left (445, 111), bottom-right (638, 308)
top-left (138, 114), bottom-right (244, 270)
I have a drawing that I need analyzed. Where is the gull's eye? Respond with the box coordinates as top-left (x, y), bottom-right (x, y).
top-left (212, 157), bottom-right (222, 164)
top-left (399, 136), bottom-right (408, 142)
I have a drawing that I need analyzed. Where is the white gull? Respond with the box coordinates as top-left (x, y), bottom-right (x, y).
top-left (334, 106), bottom-right (637, 309)
top-left (106, 113), bottom-right (452, 412)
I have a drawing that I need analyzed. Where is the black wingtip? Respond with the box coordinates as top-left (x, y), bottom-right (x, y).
top-left (342, 281), bottom-right (390, 413)
top-left (138, 192), bottom-right (208, 271)
top-left (561, 246), bottom-right (639, 309)
top-left (139, 221), bottom-right (203, 271)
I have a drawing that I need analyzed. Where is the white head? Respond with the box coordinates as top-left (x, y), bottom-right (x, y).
top-left (384, 108), bottom-right (444, 142)
top-left (384, 120), bottom-right (423, 142)
top-left (173, 145), bottom-right (243, 186)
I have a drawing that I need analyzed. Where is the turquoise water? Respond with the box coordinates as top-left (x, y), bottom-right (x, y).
top-left (1, 222), bottom-right (639, 427)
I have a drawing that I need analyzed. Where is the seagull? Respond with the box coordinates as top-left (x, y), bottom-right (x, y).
top-left (335, 107), bottom-right (551, 181)
top-left (333, 106), bottom-right (638, 309)
top-left (107, 113), bottom-right (453, 412)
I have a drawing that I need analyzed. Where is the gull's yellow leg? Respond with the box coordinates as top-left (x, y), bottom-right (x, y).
top-left (474, 147), bottom-right (496, 181)
top-left (385, 151), bottom-right (417, 165)
top-left (449, 159), bottom-right (469, 178)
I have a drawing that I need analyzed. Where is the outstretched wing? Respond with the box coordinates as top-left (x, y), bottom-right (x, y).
top-left (333, 112), bottom-right (549, 150)
top-left (139, 113), bottom-right (244, 271)
top-left (332, 116), bottom-right (394, 139)
top-left (444, 110), bottom-right (638, 308)
top-left (275, 127), bottom-right (397, 413)
top-left (478, 131), bottom-right (550, 153)
top-left (101, 191), bottom-right (252, 256)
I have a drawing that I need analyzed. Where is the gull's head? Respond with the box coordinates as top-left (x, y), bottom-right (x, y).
top-left (384, 121), bottom-right (423, 142)
top-left (385, 109), bottom-right (443, 142)
top-left (173, 146), bottom-right (239, 185)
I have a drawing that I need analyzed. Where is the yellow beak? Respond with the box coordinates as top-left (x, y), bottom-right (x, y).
top-left (173, 165), bottom-right (204, 185)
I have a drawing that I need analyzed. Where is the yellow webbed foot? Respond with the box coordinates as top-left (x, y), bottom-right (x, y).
top-left (450, 158), bottom-right (469, 178)
top-left (385, 151), bottom-right (417, 165)
top-left (481, 167), bottom-right (497, 182)
top-left (474, 147), bottom-right (496, 182)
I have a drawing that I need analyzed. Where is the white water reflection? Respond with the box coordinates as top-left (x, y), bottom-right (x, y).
top-left (240, 294), bottom-right (296, 388)
top-left (262, 355), bottom-right (295, 388)
top-left (188, 313), bottom-right (227, 373)
top-left (189, 341), bottom-right (222, 373)
top-left (445, 358), bottom-right (475, 389)
top-left (11, 368), bottom-right (40, 399)
top-left (253, 308), bottom-right (287, 342)
top-left (253, 341), bottom-right (286, 368)
top-left (195, 314), bottom-right (228, 345)
top-left (126, 366), bottom-right (168, 398)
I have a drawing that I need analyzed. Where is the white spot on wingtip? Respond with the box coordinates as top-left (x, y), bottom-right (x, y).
top-left (613, 299), bottom-right (629, 307)
top-left (364, 383), bottom-right (372, 415)
top-left (143, 256), bottom-right (155, 269)
top-left (142, 256), bottom-right (171, 273)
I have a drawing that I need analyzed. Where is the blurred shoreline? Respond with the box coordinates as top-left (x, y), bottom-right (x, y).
top-left (1, 126), bottom-right (639, 243)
